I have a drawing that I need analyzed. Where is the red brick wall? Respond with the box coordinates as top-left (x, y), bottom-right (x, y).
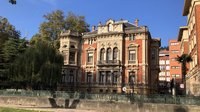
top-left (81, 39), bottom-right (97, 82)
top-left (183, 41), bottom-right (190, 73)
top-left (124, 38), bottom-right (143, 83)
top-left (169, 40), bottom-right (182, 80)
top-left (196, 5), bottom-right (200, 67)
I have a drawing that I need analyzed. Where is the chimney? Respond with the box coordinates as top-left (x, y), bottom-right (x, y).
top-left (134, 19), bottom-right (139, 27)
top-left (92, 26), bottom-right (96, 32)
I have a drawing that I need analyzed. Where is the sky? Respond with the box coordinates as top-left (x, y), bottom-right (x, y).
top-left (0, 0), bottom-right (187, 47)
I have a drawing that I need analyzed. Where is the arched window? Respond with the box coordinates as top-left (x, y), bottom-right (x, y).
top-left (107, 48), bottom-right (112, 61)
top-left (100, 48), bottom-right (105, 61)
top-left (113, 47), bottom-right (118, 62)
top-left (70, 45), bottom-right (75, 48)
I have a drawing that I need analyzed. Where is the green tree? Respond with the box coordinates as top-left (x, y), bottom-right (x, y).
top-left (32, 10), bottom-right (89, 45)
top-left (65, 12), bottom-right (90, 34)
top-left (1, 38), bottom-right (27, 82)
top-left (39, 10), bottom-right (66, 41)
top-left (13, 41), bottom-right (63, 89)
top-left (0, 17), bottom-right (21, 83)
top-left (176, 54), bottom-right (192, 95)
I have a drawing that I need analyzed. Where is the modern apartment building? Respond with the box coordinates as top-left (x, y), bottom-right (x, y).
top-left (180, 0), bottom-right (200, 96)
top-left (59, 19), bottom-right (160, 94)
top-left (169, 40), bottom-right (182, 84)
top-left (158, 49), bottom-right (170, 94)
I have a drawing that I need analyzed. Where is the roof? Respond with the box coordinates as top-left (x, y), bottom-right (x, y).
top-left (83, 19), bottom-right (149, 38)
top-left (60, 30), bottom-right (81, 38)
top-left (183, 0), bottom-right (192, 16)
top-left (177, 26), bottom-right (188, 41)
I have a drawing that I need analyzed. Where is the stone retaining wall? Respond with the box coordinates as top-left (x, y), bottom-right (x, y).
top-left (0, 96), bottom-right (200, 112)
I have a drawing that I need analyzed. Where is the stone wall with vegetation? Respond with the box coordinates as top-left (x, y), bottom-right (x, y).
top-left (0, 96), bottom-right (200, 112)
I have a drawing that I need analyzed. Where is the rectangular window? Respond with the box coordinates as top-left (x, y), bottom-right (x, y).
top-left (69, 52), bottom-right (75, 64)
top-left (159, 60), bottom-right (165, 65)
top-left (171, 58), bottom-right (176, 61)
top-left (87, 52), bottom-right (93, 63)
top-left (159, 72), bottom-right (165, 76)
top-left (172, 74), bottom-right (180, 78)
top-left (166, 66), bottom-right (170, 70)
top-left (129, 50), bottom-right (136, 63)
top-left (166, 77), bottom-right (171, 82)
top-left (166, 60), bottom-right (170, 64)
top-left (160, 66), bottom-right (166, 70)
top-left (106, 72), bottom-right (111, 83)
top-left (170, 42), bottom-right (179, 46)
top-left (87, 73), bottom-right (92, 83)
top-left (171, 50), bottom-right (179, 53)
top-left (159, 77), bottom-right (166, 81)
top-left (69, 75), bottom-right (74, 83)
top-left (99, 72), bottom-right (105, 83)
top-left (112, 72), bottom-right (118, 83)
top-left (166, 72), bottom-right (170, 76)
top-left (171, 66), bottom-right (180, 69)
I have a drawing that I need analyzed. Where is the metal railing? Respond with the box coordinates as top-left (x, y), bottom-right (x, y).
top-left (1, 90), bottom-right (200, 105)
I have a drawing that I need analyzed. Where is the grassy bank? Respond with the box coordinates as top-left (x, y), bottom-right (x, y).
top-left (0, 107), bottom-right (47, 112)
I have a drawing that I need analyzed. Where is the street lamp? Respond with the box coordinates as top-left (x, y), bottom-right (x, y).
top-left (119, 67), bottom-right (123, 93)
top-left (171, 76), bottom-right (177, 96)
top-left (131, 74), bottom-right (135, 95)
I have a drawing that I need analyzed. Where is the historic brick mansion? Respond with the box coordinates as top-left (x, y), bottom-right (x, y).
top-left (59, 19), bottom-right (160, 94)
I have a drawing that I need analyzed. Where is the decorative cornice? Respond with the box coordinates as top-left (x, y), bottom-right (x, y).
top-left (183, 0), bottom-right (192, 16)
top-left (178, 26), bottom-right (188, 41)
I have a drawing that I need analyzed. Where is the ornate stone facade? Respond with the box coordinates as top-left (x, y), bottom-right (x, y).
top-left (59, 19), bottom-right (160, 94)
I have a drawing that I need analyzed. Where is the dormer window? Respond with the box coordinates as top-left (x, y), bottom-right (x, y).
top-left (108, 23), bottom-right (113, 32)
top-left (88, 39), bottom-right (93, 45)
top-left (129, 34), bottom-right (135, 41)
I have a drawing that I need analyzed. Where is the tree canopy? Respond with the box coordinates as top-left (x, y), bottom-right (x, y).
top-left (0, 17), bottom-right (23, 83)
top-left (176, 54), bottom-right (192, 95)
top-left (31, 10), bottom-right (90, 46)
top-left (12, 41), bottom-right (63, 89)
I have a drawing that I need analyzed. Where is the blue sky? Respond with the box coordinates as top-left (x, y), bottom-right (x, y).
top-left (0, 0), bottom-right (186, 47)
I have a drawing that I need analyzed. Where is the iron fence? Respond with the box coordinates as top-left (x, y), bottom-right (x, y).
top-left (0, 89), bottom-right (200, 105)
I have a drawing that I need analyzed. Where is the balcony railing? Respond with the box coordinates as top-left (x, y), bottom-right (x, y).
top-left (128, 60), bottom-right (136, 64)
top-left (97, 60), bottom-right (121, 66)
top-left (79, 82), bottom-right (121, 87)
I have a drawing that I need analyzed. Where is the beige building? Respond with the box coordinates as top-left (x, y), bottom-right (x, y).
top-left (59, 19), bottom-right (160, 94)
top-left (179, 0), bottom-right (200, 96)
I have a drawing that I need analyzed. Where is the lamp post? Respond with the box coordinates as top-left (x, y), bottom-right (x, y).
top-left (172, 76), bottom-right (178, 96)
top-left (119, 67), bottom-right (123, 93)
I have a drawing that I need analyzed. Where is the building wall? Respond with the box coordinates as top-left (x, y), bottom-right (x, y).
top-left (182, 0), bottom-right (200, 96)
top-left (158, 50), bottom-right (170, 94)
top-left (169, 40), bottom-right (182, 81)
top-left (59, 19), bottom-right (160, 94)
